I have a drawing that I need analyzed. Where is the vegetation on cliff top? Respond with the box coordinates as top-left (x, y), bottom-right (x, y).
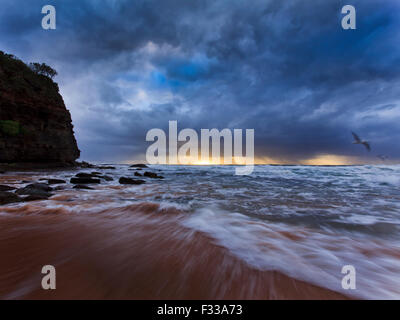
top-left (0, 51), bottom-right (60, 100)
top-left (29, 62), bottom-right (58, 79)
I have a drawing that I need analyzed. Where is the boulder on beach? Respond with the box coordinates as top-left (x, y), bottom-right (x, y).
top-left (70, 177), bottom-right (101, 184)
top-left (0, 185), bottom-right (16, 191)
top-left (119, 177), bottom-right (145, 185)
top-left (0, 191), bottom-right (21, 205)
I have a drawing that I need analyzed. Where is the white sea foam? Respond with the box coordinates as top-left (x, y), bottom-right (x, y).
top-left (183, 206), bottom-right (400, 299)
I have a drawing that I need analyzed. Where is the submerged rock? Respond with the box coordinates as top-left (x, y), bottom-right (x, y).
top-left (130, 164), bottom-right (148, 168)
top-left (98, 175), bottom-right (113, 181)
top-left (17, 183), bottom-right (52, 192)
top-left (24, 194), bottom-right (51, 201)
top-left (134, 172), bottom-right (142, 177)
top-left (0, 191), bottom-right (21, 205)
top-left (75, 172), bottom-right (94, 178)
top-left (119, 177), bottom-right (145, 185)
top-left (77, 161), bottom-right (95, 168)
top-left (73, 185), bottom-right (94, 190)
top-left (0, 185), bottom-right (16, 191)
top-left (74, 172), bottom-right (112, 181)
top-left (70, 177), bottom-right (101, 184)
top-left (97, 166), bottom-right (116, 170)
top-left (143, 171), bottom-right (164, 179)
top-left (16, 183), bottom-right (53, 197)
top-left (47, 179), bottom-right (66, 185)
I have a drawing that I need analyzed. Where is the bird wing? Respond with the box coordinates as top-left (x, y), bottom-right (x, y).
top-left (352, 132), bottom-right (361, 143)
top-left (362, 141), bottom-right (371, 151)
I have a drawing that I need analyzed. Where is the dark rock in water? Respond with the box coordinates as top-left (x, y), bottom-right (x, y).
top-left (47, 179), bottom-right (66, 185)
top-left (74, 172), bottom-right (112, 181)
top-left (0, 185), bottom-right (16, 191)
top-left (0, 51), bottom-right (80, 163)
top-left (77, 161), bottom-right (95, 168)
top-left (98, 175), bottom-right (113, 181)
top-left (73, 185), bottom-right (94, 190)
top-left (134, 172), bottom-right (142, 177)
top-left (143, 171), bottom-right (164, 179)
top-left (130, 164), bottom-right (148, 168)
top-left (16, 183), bottom-right (53, 197)
top-left (76, 172), bottom-right (94, 178)
top-left (18, 183), bottom-right (52, 192)
top-left (143, 171), bottom-right (157, 178)
top-left (0, 191), bottom-right (21, 205)
top-left (24, 194), bottom-right (51, 201)
top-left (97, 166), bottom-right (116, 170)
top-left (33, 183), bottom-right (52, 191)
top-left (0, 171), bottom-right (5, 174)
top-left (119, 177), bottom-right (145, 185)
top-left (70, 177), bottom-right (101, 184)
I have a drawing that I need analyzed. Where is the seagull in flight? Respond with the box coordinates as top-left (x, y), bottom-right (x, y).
top-left (352, 132), bottom-right (371, 151)
top-left (377, 154), bottom-right (388, 161)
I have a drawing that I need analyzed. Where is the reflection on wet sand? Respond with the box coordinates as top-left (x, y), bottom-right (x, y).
top-left (0, 203), bottom-right (347, 299)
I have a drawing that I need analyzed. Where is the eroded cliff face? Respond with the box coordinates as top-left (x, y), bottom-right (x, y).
top-left (0, 52), bottom-right (80, 163)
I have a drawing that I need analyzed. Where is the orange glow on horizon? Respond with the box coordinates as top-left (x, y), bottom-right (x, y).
top-left (302, 154), bottom-right (363, 166)
top-left (128, 154), bottom-right (368, 166)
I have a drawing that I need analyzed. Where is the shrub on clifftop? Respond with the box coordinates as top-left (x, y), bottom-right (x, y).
top-left (29, 62), bottom-right (58, 79)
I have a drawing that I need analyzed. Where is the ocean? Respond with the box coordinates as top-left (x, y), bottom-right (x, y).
top-left (1, 164), bottom-right (400, 299)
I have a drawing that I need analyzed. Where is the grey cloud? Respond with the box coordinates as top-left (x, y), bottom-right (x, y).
top-left (1, 0), bottom-right (399, 163)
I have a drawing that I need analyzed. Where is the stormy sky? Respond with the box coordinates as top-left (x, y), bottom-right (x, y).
top-left (1, 0), bottom-right (399, 164)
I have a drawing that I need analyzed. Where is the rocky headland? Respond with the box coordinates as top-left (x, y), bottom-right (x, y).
top-left (0, 51), bottom-right (80, 167)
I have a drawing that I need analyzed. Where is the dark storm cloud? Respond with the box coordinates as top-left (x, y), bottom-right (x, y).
top-left (1, 0), bottom-right (399, 163)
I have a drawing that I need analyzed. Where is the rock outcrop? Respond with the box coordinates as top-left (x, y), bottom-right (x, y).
top-left (0, 51), bottom-right (80, 164)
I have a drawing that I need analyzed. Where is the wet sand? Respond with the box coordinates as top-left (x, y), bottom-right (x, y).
top-left (0, 202), bottom-right (348, 300)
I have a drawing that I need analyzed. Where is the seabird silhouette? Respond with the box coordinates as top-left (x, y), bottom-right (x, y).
top-left (377, 154), bottom-right (388, 161)
top-left (352, 132), bottom-right (371, 151)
